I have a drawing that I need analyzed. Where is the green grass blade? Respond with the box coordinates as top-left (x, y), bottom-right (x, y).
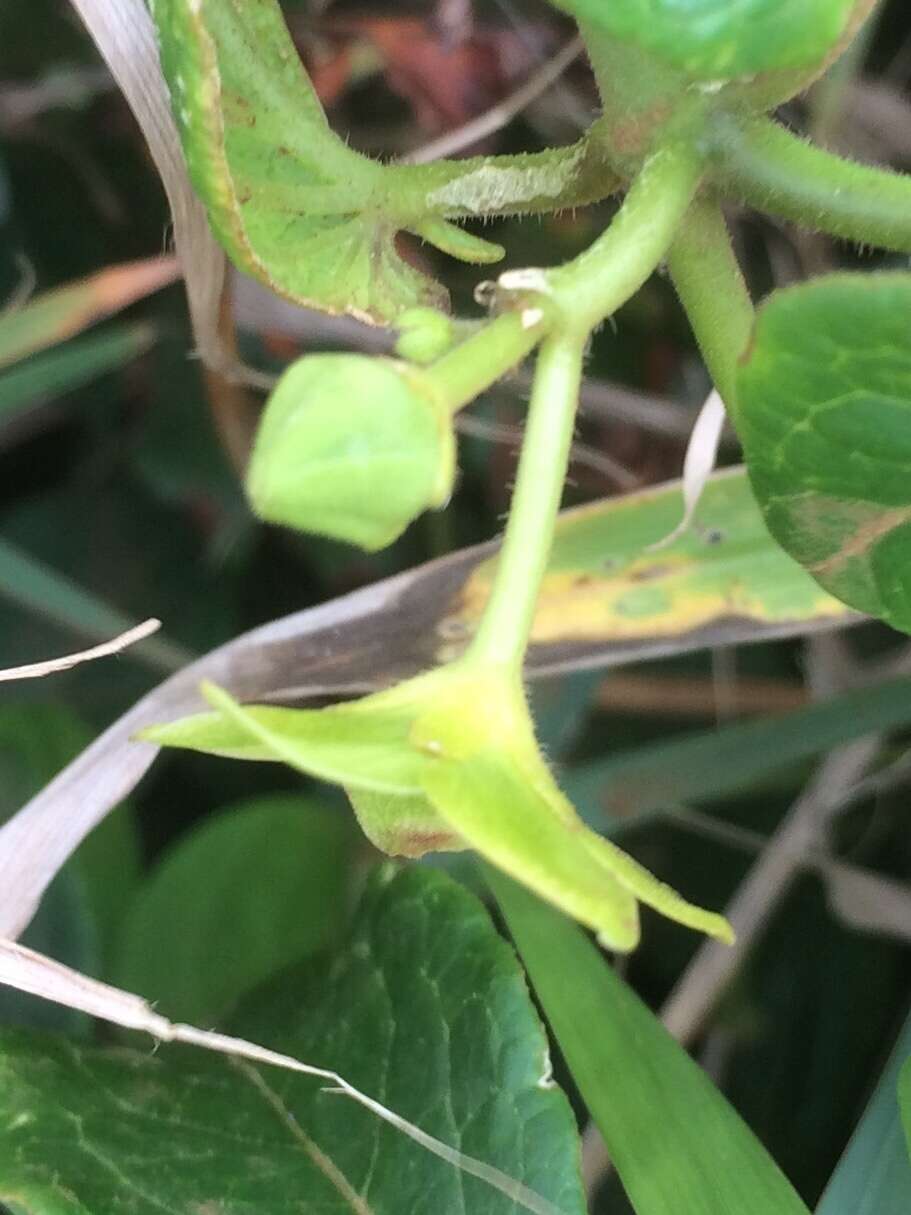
top-left (0, 538), bottom-right (188, 674)
top-left (489, 866), bottom-right (811, 1215)
top-left (566, 675), bottom-right (911, 817)
top-left (816, 1006), bottom-right (911, 1215)
top-left (0, 323), bottom-right (154, 422)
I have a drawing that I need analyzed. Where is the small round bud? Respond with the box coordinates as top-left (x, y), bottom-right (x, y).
top-left (394, 308), bottom-right (455, 365)
top-left (247, 354), bottom-right (455, 551)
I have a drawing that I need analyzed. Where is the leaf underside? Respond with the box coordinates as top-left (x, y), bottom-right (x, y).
top-left (151, 0), bottom-right (448, 323)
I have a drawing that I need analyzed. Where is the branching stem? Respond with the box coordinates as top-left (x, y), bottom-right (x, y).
top-left (707, 114), bottom-right (911, 254)
top-left (548, 141), bottom-right (703, 337)
top-left (466, 333), bottom-right (585, 672)
top-left (667, 196), bottom-right (755, 410)
top-left (465, 139), bottom-right (703, 672)
top-left (422, 311), bottom-right (548, 415)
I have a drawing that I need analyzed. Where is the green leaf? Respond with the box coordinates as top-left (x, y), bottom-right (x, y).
top-left (246, 353), bottom-right (455, 551)
top-left (490, 868), bottom-right (812, 1215)
top-left (557, 0), bottom-right (860, 78)
top-left (141, 680), bottom-right (428, 793)
top-left (0, 874), bottom-right (92, 1037)
top-left (0, 705), bottom-right (141, 970)
top-left (411, 670), bottom-right (731, 950)
top-left (150, 666), bottom-right (731, 950)
top-left (423, 749), bottom-right (731, 951)
top-left (148, 1), bottom-right (616, 324)
top-left (816, 1007), bottom-right (911, 1214)
top-left (736, 274), bottom-right (911, 634)
top-left (0, 868), bottom-right (586, 1215)
top-left (901, 1057), bottom-right (911, 1163)
top-left (112, 793), bottom-right (355, 1024)
top-left (151, 0), bottom-right (454, 323)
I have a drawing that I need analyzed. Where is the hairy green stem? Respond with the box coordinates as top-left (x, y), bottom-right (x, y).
top-left (417, 140), bottom-right (703, 418)
top-left (548, 141), bottom-right (704, 336)
top-left (466, 334), bottom-right (585, 672)
top-left (422, 311), bottom-right (547, 415)
top-left (667, 196), bottom-right (755, 409)
top-left (707, 114), bottom-right (911, 253)
top-left (462, 139), bottom-right (704, 672)
top-left (384, 136), bottom-right (621, 223)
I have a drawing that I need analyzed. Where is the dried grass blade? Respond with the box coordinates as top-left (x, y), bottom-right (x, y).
top-left (66, 0), bottom-right (229, 372)
top-left (0, 619), bottom-right (161, 683)
top-left (0, 256), bottom-right (179, 371)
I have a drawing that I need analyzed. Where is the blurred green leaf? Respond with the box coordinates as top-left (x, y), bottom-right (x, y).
top-left (489, 867), bottom-right (811, 1215)
top-left (113, 793), bottom-right (356, 1023)
top-left (0, 874), bottom-right (93, 1037)
top-left (555, 0), bottom-right (858, 78)
top-left (0, 322), bottom-right (154, 422)
top-left (0, 705), bottom-right (141, 965)
top-left (736, 274), bottom-right (911, 633)
top-left (531, 671), bottom-right (602, 758)
top-left (816, 1006), bottom-right (911, 1214)
top-left (131, 328), bottom-right (246, 519)
top-left (0, 867), bottom-right (586, 1214)
top-left (566, 675), bottom-right (911, 818)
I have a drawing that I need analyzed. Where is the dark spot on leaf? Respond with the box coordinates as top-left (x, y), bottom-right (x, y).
top-left (437, 616), bottom-right (472, 641)
top-left (704, 529), bottom-right (725, 545)
top-left (631, 564), bottom-right (669, 582)
top-left (397, 831), bottom-right (461, 857)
